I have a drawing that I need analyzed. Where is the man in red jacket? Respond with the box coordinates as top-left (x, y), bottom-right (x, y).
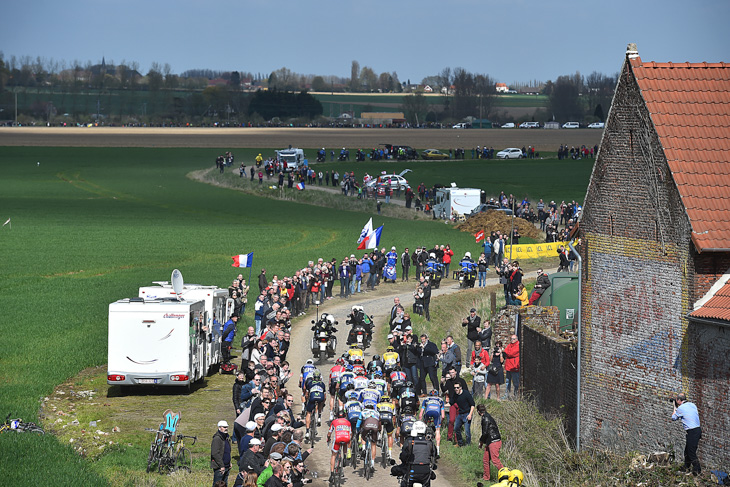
top-left (503, 335), bottom-right (520, 398)
top-left (441, 244), bottom-right (454, 278)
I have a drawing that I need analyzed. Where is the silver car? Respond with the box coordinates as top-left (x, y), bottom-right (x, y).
top-left (496, 148), bottom-right (523, 159)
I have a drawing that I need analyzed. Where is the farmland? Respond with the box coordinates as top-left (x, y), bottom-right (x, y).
top-left (0, 128), bottom-right (594, 485)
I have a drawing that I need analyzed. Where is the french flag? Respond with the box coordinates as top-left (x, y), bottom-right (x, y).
top-left (231, 252), bottom-right (254, 268)
top-left (357, 225), bottom-right (383, 250)
top-left (296, 182), bottom-right (305, 190)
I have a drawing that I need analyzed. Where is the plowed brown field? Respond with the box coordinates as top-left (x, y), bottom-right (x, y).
top-left (0, 126), bottom-right (602, 151)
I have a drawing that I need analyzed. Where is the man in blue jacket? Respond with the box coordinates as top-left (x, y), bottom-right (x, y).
top-left (221, 315), bottom-right (238, 363)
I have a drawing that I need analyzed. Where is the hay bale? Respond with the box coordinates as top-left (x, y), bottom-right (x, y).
top-left (456, 210), bottom-right (542, 240)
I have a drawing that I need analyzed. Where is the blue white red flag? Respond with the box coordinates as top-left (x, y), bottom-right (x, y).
top-left (296, 182), bottom-right (305, 190)
top-left (231, 252), bottom-right (254, 268)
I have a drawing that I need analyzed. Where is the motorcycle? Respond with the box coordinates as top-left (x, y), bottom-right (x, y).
top-left (316, 149), bottom-right (326, 163)
top-left (458, 262), bottom-right (477, 288)
top-left (356, 150), bottom-right (365, 162)
top-left (425, 267), bottom-right (442, 289)
top-left (310, 316), bottom-right (338, 363)
top-left (347, 324), bottom-right (370, 350)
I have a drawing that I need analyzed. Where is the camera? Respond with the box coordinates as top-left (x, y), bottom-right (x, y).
top-left (668, 396), bottom-right (678, 407)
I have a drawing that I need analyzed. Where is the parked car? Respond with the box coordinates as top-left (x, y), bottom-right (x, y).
top-left (468, 204), bottom-right (514, 218)
top-left (365, 169), bottom-right (411, 191)
top-left (501, 122), bottom-right (515, 128)
top-left (519, 122), bottom-right (540, 128)
top-left (588, 122), bottom-right (605, 129)
top-left (452, 122), bottom-right (469, 129)
top-left (496, 148), bottom-right (523, 159)
top-left (562, 122), bottom-right (580, 129)
top-left (422, 149), bottom-right (450, 160)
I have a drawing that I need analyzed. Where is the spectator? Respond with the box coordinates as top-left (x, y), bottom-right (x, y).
top-left (529, 269), bottom-right (550, 305)
top-left (486, 341), bottom-right (505, 401)
top-left (462, 308), bottom-right (481, 360)
top-left (441, 367), bottom-right (468, 443)
top-left (418, 333), bottom-right (440, 396)
top-left (452, 382), bottom-right (475, 446)
top-left (445, 335), bottom-right (462, 376)
top-left (477, 404), bottom-right (504, 482)
top-left (477, 253), bottom-right (489, 287)
top-left (471, 355), bottom-right (487, 398)
top-left (503, 335), bottom-right (520, 398)
top-left (211, 420), bottom-right (232, 486)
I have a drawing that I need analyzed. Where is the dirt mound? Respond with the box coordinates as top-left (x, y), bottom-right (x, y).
top-left (457, 210), bottom-right (542, 240)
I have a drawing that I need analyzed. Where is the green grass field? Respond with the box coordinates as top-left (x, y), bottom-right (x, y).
top-left (0, 146), bottom-right (591, 485)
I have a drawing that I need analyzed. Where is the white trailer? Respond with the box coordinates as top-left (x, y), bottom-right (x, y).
top-left (107, 297), bottom-right (212, 389)
top-left (275, 148), bottom-right (306, 172)
top-left (433, 185), bottom-right (482, 220)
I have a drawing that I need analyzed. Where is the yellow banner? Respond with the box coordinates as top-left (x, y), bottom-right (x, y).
top-left (502, 241), bottom-right (568, 259)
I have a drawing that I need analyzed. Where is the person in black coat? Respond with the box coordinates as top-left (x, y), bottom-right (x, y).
top-left (258, 269), bottom-right (268, 293)
top-left (417, 334), bottom-right (439, 395)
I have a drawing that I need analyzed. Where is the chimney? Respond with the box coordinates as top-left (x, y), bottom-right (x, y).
top-left (626, 43), bottom-right (639, 60)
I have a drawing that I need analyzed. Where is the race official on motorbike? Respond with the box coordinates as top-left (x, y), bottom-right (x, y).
top-left (311, 313), bottom-right (338, 335)
top-left (392, 421), bottom-right (436, 487)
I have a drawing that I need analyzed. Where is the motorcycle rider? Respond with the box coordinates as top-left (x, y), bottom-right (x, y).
top-left (425, 253), bottom-right (442, 281)
top-left (393, 421), bottom-right (436, 487)
top-left (346, 306), bottom-right (372, 347)
top-left (459, 252), bottom-right (477, 288)
top-left (311, 313), bottom-right (338, 358)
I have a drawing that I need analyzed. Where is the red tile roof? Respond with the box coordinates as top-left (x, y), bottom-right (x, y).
top-left (630, 57), bottom-right (730, 251)
top-left (690, 280), bottom-right (730, 321)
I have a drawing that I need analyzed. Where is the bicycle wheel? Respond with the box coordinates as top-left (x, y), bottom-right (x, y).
top-left (364, 441), bottom-right (372, 480)
top-left (146, 442), bottom-right (159, 473)
top-left (309, 423), bottom-right (316, 447)
top-left (174, 447), bottom-right (191, 473)
top-left (19, 422), bottom-right (45, 435)
top-left (380, 433), bottom-right (388, 468)
top-left (350, 437), bottom-right (359, 469)
top-left (158, 446), bottom-right (174, 474)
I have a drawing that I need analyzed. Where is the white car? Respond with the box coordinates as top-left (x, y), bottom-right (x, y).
top-left (452, 122), bottom-right (468, 129)
top-left (588, 122), bottom-right (605, 129)
top-left (365, 169), bottom-right (412, 191)
top-left (519, 121), bottom-right (540, 128)
top-left (562, 122), bottom-right (580, 129)
top-left (496, 148), bottom-right (523, 159)
top-left (501, 122), bottom-right (515, 128)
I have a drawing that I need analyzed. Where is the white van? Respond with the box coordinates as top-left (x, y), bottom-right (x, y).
top-left (519, 122), bottom-right (540, 129)
top-left (562, 122), bottom-right (580, 129)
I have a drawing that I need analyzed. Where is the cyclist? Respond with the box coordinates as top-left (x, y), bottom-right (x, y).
top-left (304, 370), bottom-right (326, 440)
top-left (337, 368), bottom-right (356, 408)
top-left (389, 365), bottom-right (407, 398)
top-left (399, 381), bottom-right (419, 414)
top-left (328, 358), bottom-right (347, 420)
top-left (382, 346), bottom-right (400, 375)
top-left (299, 359), bottom-right (316, 405)
top-left (344, 395), bottom-right (364, 456)
top-left (366, 360), bottom-right (383, 379)
top-left (360, 403), bottom-right (381, 470)
top-left (327, 410), bottom-right (352, 484)
top-left (397, 405), bottom-right (417, 446)
top-left (366, 354), bottom-right (384, 371)
top-left (370, 371), bottom-right (388, 395)
top-left (343, 383), bottom-right (360, 403)
top-left (377, 394), bottom-right (396, 460)
top-left (347, 344), bottom-right (364, 365)
top-left (419, 389), bottom-right (445, 457)
top-left (359, 380), bottom-right (382, 409)
top-left (352, 368), bottom-right (369, 392)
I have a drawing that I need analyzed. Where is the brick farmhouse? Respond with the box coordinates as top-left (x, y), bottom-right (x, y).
top-left (578, 45), bottom-right (729, 466)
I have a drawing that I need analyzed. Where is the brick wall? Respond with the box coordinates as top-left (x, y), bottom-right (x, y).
top-left (521, 312), bottom-right (578, 443)
top-left (577, 57), bottom-right (729, 467)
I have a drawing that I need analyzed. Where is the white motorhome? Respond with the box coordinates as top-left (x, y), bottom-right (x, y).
top-left (433, 185), bottom-right (482, 220)
top-left (275, 148), bottom-right (306, 172)
top-left (107, 297), bottom-right (212, 390)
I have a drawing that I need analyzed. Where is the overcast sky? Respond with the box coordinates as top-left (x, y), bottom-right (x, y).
top-left (2, 0), bottom-right (728, 85)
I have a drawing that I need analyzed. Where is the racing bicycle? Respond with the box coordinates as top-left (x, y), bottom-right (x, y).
top-left (1, 414), bottom-right (45, 435)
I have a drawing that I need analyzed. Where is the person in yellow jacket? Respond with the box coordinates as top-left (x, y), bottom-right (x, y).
top-left (255, 153), bottom-right (263, 167)
top-left (513, 283), bottom-right (529, 307)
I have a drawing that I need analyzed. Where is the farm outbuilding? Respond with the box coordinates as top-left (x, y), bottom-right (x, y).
top-left (577, 44), bottom-right (730, 466)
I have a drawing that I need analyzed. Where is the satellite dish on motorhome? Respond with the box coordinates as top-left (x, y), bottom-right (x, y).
top-left (171, 269), bottom-right (184, 300)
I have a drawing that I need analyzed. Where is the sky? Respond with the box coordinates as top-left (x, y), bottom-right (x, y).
top-left (2, 0), bottom-right (728, 85)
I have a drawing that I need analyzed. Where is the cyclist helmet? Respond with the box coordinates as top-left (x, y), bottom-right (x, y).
top-left (393, 365), bottom-right (401, 372)
top-left (429, 389), bottom-right (439, 397)
top-left (380, 395), bottom-right (391, 402)
top-left (402, 405), bottom-right (413, 415)
top-left (350, 344), bottom-right (359, 349)
top-left (372, 354), bottom-right (381, 361)
top-left (337, 410), bottom-right (347, 418)
top-left (386, 346), bottom-right (394, 352)
top-left (364, 403), bottom-right (375, 409)
top-left (346, 383), bottom-right (355, 391)
top-left (509, 470), bottom-right (524, 485)
top-left (336, 358), bottom-right (345, 366)
top-left (313, 370), bottom-right (322, 379)
top-left (368, 380), bottom-right (376, 388)
top-left (374, 370), bottom-right (382, 378)
top-left (497, 467), bottom-right (511, 482)
top-left (405, 381), bottom-right (413, 388)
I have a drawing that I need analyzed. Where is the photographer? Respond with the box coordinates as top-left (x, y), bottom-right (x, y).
top-left (671, 393), bottom-right (702, 476)
top-left (497, 259), bottom-right (511, 305)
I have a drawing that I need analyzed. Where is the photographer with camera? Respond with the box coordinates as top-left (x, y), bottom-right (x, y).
top-left (671, 393), bottom-right (702, 476)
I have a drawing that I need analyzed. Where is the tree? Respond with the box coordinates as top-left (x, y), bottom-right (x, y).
top-left (247, 89), bottom-right (323, 120)
top-left (229, 71), bottom-right (240, 90)
top-left (585, 71), bottom-right (617, 121)
top-left (359, 66), bottom-right (377, 92)
top-left (548, 74), bottom-right (583, 121)
top-left (311, 76), bottom-right (328, 92)
top-left (400, 93), bottom-right (428, 125)
top-left (350, 60), bottom-right (360, 92)
top-left (378, 72), bottom-right (393, 93)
